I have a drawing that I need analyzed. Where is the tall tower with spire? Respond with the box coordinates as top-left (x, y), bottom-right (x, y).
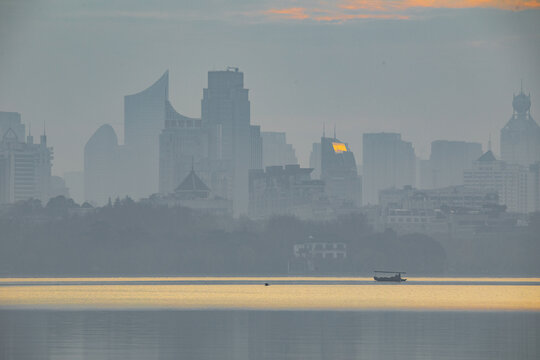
top-left (500, 84), bottom-right (540, 166)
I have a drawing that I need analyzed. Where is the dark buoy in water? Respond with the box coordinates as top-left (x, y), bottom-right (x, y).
top-left (264, 283), bottom-right (269, 286)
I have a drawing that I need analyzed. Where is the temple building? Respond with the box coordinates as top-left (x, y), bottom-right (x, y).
top-left (148, 165), bottom-right (232, 215)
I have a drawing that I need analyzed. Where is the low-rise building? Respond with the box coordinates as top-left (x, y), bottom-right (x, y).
top-left (248, 165), bottom-right (325, 219)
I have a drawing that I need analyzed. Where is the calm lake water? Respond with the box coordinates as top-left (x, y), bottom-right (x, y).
top-left (0, 277), bottom-right (539, 359)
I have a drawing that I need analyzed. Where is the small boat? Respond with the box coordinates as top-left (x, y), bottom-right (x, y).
top-left (374, 271), bottom-right (407, 282)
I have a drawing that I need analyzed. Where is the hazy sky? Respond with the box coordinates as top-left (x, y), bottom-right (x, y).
top-left (1, 0), bottom-right (539, 175)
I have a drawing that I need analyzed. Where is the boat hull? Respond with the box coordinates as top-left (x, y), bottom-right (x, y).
top-left (374, 276), bottom-right (407, 282)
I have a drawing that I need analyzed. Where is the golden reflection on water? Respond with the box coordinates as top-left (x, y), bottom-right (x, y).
top-left (0, 279), bottom-right (539, 311)
top-left (1, 276), bottom-right (539, 283)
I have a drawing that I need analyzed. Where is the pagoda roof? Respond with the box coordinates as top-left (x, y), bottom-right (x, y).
top-left (477, 150), bottom-right (496, 162)
top-left (175, 169), bottom-right (210, 192)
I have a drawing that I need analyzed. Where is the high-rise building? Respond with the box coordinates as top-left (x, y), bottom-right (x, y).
top-left (0, 112), bottom-right (52, 204)
top-left (422, 140), bottom-right (483, 189)
top-left (202, 67), bottom-right (252, 214)
top-left (250, 125), bottom-right (263, 170)
top-left (528, 162), bottom-right (540, 213)
top-left (464, 151), bottom-right (529, 213)
top-left (500, 87), bottom-right (540, 167)
top-left (159, 101), bottom-right (206, 195)
top-left (309, 142), bottom-right (321, 180)
top-left (320, 136), bottom-right (361, 206)
top-left (362, 133), bottom-right (415, 205)
top-left (124, 71), bottom-right (169, 198)
top-left (84, 124), bottom-right (120, 206)
top-left (261, 131), bottom-right (298, 168)
top-left (0, 112), bottom-right (25, 141)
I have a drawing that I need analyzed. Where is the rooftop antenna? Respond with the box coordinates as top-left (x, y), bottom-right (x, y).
top-left (323, 123), bottom-right (326, 137)
top-left (488, 133), bottom-right (492, 152)
top-left (333, 124), bottom-right (336, 139)
top-left (191, 156), bottom-right (194, 172)
top-left (521, 79), bottom-right (523, 93)
top-left (43, 120), bottom-right (46, 136)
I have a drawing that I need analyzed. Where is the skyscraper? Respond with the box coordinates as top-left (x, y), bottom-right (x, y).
top-left (423, 140), bottom-right (483, 189)
top-left (124, 71), bottom-right (169, 198)
top-left (159, 101), bottom-right (206, 195)
top-left (0, 112), bottom-right (52, 204)
top-left (320, 135), bottom-right (361, 206)
top-left (84, 124), bottom-right (120, 205)
top-left (250, 125), bottom-right (263, 170)
top-left (362, 133), bottom-right (416, 205)
top-left (201, 67), bottom-right (251, 214)
top-left (309, 142), bottom-right (321, 180)
top-left (464, 151), bottom-right (529, 213)
top-left (261, 131), bottom-right (298, 168)
top-left (500, 86), bottom-right (540, 167)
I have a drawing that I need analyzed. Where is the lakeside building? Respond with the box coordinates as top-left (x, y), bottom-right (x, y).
top-left (0, 112), bottom-right (52, 204)
top-left (362, 133), bottom-right (415, 205)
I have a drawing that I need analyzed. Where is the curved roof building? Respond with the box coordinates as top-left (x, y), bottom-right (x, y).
top-left (123, 71), bottom-right (169, 198)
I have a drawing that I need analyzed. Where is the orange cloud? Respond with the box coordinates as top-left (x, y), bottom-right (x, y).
top-left (262, 0), bottom-right (538, 23)
top-left (265, 7), bottom-right (309, 20)
top-left (313, 13), bottom-right (410, 21)
top-left (341, 0), bottom-right (540, 11)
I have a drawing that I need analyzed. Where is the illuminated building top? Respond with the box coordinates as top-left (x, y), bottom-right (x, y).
top-left (332, 142), bottom-right (348, 153)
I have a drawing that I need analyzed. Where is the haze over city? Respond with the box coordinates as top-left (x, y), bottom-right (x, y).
top-left (1, 2), bottom-right (539, 359)
top-left (1, 0), bottom-right (539, 176)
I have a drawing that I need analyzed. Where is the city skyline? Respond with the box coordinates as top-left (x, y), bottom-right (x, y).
top-left (1, 1), bottom-right (539, 175)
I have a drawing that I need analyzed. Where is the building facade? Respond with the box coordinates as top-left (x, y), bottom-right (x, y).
top-left (362, 133), bottom-right (416, 205)
top-left (500, 88), bottom-right (540, 167)
top-left (0, 112), bottom-right (52, 204)
top-left (261, 131), bottom-right (298, 168)
top-left (201, 68), bottom-right (252, 214)
top-left (84, 124), bottom-right (121, 206)
top-left (422, 140), bottom-right (483, 189)
top-left (159, 101), bottom-right (206, 195)
top-left (124, 71), bottom-right (170, 199)
top-left (464, 151), bottom-right (529, 213)
top-left (320, 136), bottom-right (361, 206)
top-left (248, 165), bottom-right (326, 219)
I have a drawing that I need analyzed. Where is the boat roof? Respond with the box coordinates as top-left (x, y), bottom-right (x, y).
top-left (374, 271), bottom-right (406, 274)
